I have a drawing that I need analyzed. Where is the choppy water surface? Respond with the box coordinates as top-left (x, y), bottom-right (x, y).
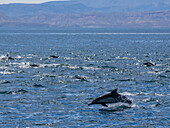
top-left (0, 28), bottom-right (169, 127)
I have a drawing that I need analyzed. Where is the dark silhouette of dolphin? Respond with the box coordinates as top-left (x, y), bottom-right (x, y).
top-left (7, 54), bottom-right (14, 60)
top-left (50, 55), bottom-right (59, 58)
top-left (1, 54), bottom-right (14, 60)
top-left (75, 75), bottom-right (87, 81)
top-left (30, 64), bottom-right (39, 67)
top-left (143, 62), bottom-right (155, 67)
top-left (88, 88), bottom-right (132, 107)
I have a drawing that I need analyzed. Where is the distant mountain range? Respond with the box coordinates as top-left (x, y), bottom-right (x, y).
top-left (0, 0), bottom-right (170, 28)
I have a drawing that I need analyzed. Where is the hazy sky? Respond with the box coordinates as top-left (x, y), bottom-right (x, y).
top-left (0, 0), bottom-right (69, 4)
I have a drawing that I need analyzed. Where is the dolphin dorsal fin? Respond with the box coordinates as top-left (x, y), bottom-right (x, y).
top-left (111, 88), bottom-right (118, 95)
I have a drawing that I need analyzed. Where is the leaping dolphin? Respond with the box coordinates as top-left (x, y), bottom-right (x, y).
top-left (88, 88), bottom-right (132, 107)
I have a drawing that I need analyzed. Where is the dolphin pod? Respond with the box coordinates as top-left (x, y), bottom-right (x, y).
top-left (88, 88), bottom-right (132, 107)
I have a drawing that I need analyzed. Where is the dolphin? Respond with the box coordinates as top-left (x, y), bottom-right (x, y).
top-left (88, 88), bottom-right (132, 107)
top-left (30, 64), bottom-right (39, 67)
top-left (75, 75), bottom-right (87, 81)
top-left (1, 54), bottom-right (14, 60)
top-left (50, 55), bottom-right (59, 58)
top-left (143, 62), bottom-right (155, 67)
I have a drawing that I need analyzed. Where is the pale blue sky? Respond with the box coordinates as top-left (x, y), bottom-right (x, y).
top-left (0, 0), bottom-right (69, 4)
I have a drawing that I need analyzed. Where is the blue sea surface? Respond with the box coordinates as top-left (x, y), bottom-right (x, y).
top-left (0, 28), bottom-right (169, 127)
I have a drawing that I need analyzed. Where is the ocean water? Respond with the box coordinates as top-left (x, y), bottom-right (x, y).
top-left (0, 28), bottom-right (169, 127)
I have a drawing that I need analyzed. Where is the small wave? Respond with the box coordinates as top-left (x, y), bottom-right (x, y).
top-left (18, 62), bottom-right (30, 68)
top-left (62, 65), bottom-right (81, 70)
top-left (154, 93), bottom-right (164, 96)
top-left (137, 92), bottom-right (149, 96)
top-left (0, 71), bottom-right (15, 74)
top-left (158, 75), bottom-right (169, 79)
top-left (0, 89), bottom-right (28, 95)
top-left (120, 92), bottom-right (136, 96)
top-left (101, 65), bottom-right (117, 69)
top-left (116, 78), bottom-right (134, 82)
top-left (63, 57), bottom-right (77, 60)
top-left (0, 80), bottom-right (11, 84)
top-left (43, 74), bottom-right (56, 77)
top-left (18, 62), bottom-right (61, 69)
top-left (62, 64), bottom-right (100, 71)
top-left (143, 80), bottom-right (158, 83)
top-left (0, 55), bottom-right (6, 60)
top-left (75, 75), bottom-right (89, 82)
top-left (146, 71), bottom-right (164, 74)
top-left (82, 66), bottom-right (100, 70)
top-left (99, 103), bottom-right (132, 112)
top-left (151, 103), bottom-right (162, 107)
top-left (33, 84), bottom-right (45, 88)
top-left (40, 63), bottom-right (60, 68)
top-left (115, 56), bottom-right (136, 60)
top-left (143, 98), bottom-right (158, 102)
top-left (165, 70), bottom-right (170, 73)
